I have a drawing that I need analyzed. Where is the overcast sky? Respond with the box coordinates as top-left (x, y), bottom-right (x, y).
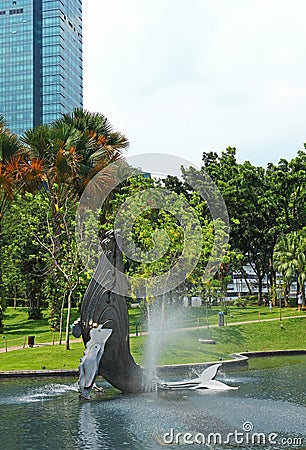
top-left (82, 0), bottom-right (306, 168)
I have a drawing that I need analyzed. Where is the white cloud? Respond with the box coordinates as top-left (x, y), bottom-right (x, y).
top-left (83, 0), bottom-right (306, 167)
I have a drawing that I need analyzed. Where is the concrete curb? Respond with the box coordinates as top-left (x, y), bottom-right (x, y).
top-left (0, 349), bottom-right (305, 379)
top-left (236, 349), bottom-right (306, 358)
top-left (155, 348), bottom-right (306, 377)
top-left (0, 369), bottom-right (78, 379)
top-left (155, 354), bottom-right (248, 377)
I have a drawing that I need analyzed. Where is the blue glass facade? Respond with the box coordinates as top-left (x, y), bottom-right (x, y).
top-left (0, 0), bottom-right (83, 134)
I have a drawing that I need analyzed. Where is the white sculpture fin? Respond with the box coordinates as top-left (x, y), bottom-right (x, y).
top-left (198, 364), bottom-right (222, 382)
top-left (158, 363), bottom-right (237, 391)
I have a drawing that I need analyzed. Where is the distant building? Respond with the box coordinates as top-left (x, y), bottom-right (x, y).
top-left (226, 263), bottom-right (298, 299)
top-left (0, 0), bottom-right (83, 134)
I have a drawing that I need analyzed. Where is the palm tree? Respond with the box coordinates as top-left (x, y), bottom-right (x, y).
top-left (23, 109), bottom-right (129, 198)
top-left (0, 116), bottom-right (22, 216)
top-left (21, 123), bottom-right (88, 339)
top-left (273, 231), bottom-right (306, 308)
top-left (53, 108), bottom-right (129, 194)
top-left (21, 109), bottom-right (129, 347)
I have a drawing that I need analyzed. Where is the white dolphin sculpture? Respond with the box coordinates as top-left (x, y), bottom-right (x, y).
top-left (158, 363), bottom-right (237, 391)
top-left (79, 326), bottom-right (113, 399)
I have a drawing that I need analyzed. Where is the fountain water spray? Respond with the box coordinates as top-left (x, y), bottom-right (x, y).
top-left (143, 295), bottom-right (186, 391)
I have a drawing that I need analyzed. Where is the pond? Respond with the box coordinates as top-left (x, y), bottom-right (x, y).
top-left (0, 355), bottom-right (305, 449)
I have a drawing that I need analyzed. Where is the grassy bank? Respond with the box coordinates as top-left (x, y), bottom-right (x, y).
top-left (1, 305), bottom-right (302, 349)
top-left (1, 307), bottom-right (81, 349)
top-left (128, 303), bottom-right (300, 331)
top-left (130, 317), bottom-right (306, 365)
top-left (0, 316), bottom-right (304, 371)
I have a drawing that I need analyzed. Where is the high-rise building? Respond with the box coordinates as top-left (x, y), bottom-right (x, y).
top-left (0, 0), bottom-right (83, 135)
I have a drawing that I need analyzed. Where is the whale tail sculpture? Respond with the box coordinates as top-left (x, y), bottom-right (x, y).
top-left (75, 230), bottom-right (236, 398)
top-left (76, 230), bottom-right (143, 396)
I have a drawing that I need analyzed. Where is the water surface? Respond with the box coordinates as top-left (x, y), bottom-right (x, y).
top-left (0, 356), bottom-right (305, 449)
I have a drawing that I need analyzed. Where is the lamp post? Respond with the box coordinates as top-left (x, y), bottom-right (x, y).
top-left (205, 295), bottom-right (209, 329)
top-left (276, 284), bottom-right (282, 321)
top-left (2, 336), bottom-right (7, 352)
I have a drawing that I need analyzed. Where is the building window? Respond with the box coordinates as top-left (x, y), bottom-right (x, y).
top-left (0, 10), bottom-right (6, 15)
top-left (9, 8), bottom-right (23, 14)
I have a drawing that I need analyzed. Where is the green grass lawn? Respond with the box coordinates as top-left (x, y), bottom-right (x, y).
top-left (1, 307), bottom-right (81, 348)
top-left (2, 304), bottom-right (301, 349)
top-left (0, 312), bottom-right (304, 371)
top-left (0, 342), bottom-right (85, 371)
top-left (127, 304), bottom-right (301, 333)
top-left (130, 317), bottom-right (306, 365)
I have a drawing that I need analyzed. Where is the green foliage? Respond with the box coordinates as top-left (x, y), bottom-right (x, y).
top-left (182, 147), bottom-right (306, 304)
top-left (2, 192), bottom-right (49, 319)
top-left (273, 228), bottom-right (306, 307)
top-left (233, 297), bottom-right (256, 307)
top-left (43, 274), bottom-right (65, 330)
top-left (27, 306), bottom-right (43, 320)
top-left (102, 173), bottom-right (234, 301)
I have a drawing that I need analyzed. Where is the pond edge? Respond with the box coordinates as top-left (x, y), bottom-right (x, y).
top-left (0, 349), bottom-right (305, 379)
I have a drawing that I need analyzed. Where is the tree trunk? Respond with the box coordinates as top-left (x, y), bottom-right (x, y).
top-left (28, 290), bottom-right (35, 317)
top-left (268, 269), bottom-right (277, 304)
top-left (51, 202), bottom-right (62, 260)
top-left (65, 290), bottom-right (73, 351)
top-left (257, 276), bottom-right (264, 305)
top-left (59, 296), bottom-right (65, 345)
top-left (302, 288), bottom-right (306, 308)
top-left (284, 285), bottom-right (289, 307)
top-left (14, 285), bottom-right (17, 309)
top-left (240, 267), bottom-right (252, 294)
top-left (0, 222), bottom-right (4, 333)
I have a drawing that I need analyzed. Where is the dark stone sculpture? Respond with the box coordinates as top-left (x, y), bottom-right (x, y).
top-left (78, 230), bottom-right (143, 395)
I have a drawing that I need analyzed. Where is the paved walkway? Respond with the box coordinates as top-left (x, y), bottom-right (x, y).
top-left (1, 314), bottom-right (305, 354)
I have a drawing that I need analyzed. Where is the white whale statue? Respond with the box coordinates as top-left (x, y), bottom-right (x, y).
top-left (79, 326), bottom-right (113, 399)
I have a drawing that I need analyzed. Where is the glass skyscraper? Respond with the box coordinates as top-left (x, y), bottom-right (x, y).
top-left (0, 0), bottom-right (83, 135)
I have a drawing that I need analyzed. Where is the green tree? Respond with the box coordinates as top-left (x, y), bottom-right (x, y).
top-left (265, 151), bottom-right (306, 234)
top-left (2, 192), bottom-right (49, 318)
top-left (182, 148), bottom-right (274, 303)
top-left (0, 117), bottom-right (43, 329)
top-left (273, 229), bottom-right (306, 308)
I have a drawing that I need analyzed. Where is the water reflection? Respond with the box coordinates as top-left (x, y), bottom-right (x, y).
top-left (78, 403), bottom-right (101, 450)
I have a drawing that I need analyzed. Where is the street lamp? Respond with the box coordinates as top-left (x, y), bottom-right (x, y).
top-left (2, 336), bottom-right (7, 352)
top-left (276, 284), bottom-right (282, 321)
